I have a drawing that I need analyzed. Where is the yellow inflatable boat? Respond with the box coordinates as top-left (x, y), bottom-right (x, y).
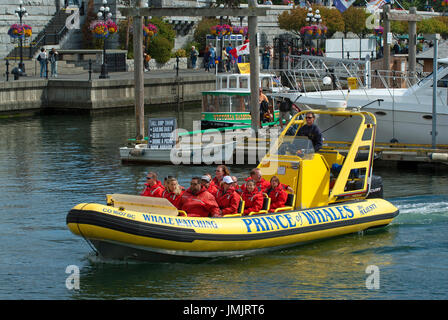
top-left (67, 109), bottom-right (399, 261)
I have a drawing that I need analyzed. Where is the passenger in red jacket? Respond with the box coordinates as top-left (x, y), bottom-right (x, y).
top-left (265, 176), bottom-right (288, 212)
top-left (178, 177), bottom-right (221, 217)
top-left (241, 168), bottom-right (270, 192)
top-left (200, 174), bottom-right (218, 197)
top-left (140, 172), bottom-right (165, 198)
top-left (241, 180), bottom-right (264, 215)
top-left (162, 177), bottom-right (185, 209)
top-left (212, 165), bottom-right (230, 190)
top-left (216, 176), bottom-right (241, 216)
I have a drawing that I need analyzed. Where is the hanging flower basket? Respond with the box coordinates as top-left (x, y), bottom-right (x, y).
top-left (300, 25), bottom-right (327, 39)
top-left (106, 20), bottom-right (118, 35)
top-left (90, 21), bottom-right (109, 38)
top-left (232, 26), bottom-right (248, 37)
top-left (8, 24), bottom-right (25, 39)
top-left (143, 23), bottom-right (157, 38)
top-left (374, 26), bottom-right (384, 36)
top-left (210, 24), bottom-right (233, 36)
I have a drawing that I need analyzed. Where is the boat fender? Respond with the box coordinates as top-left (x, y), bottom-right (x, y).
top-left (429, 153), bottom-right (448, 162)
top-left (129, 147), bottom-right (145, 156)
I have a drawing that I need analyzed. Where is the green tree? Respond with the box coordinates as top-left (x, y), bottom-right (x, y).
top-left (342, 6), bottom-right (368, 37)
top-left (277, 7), bottom-right (307, 36)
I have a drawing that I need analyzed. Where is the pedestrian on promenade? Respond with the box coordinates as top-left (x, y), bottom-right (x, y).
top-left (190, 46), bottom-right (199, 69)
top-left (37, 48), bottom-right (47, 78)
top-left (204, 46), bottom-right (211, 72)
top-left (48, 48), bottom-right (58, 77)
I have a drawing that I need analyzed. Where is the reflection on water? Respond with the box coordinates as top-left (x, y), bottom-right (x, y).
top-left (70, 228), bottom-right (398, 300)
top-left (1, 107), bottom-right (448, 299)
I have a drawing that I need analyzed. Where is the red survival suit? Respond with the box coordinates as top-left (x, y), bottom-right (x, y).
top-left (265, 185), bottom-right (288, 212)
top-left (140, 180), bottom-right (165, 198)
top-left (162, 189), bottom-right (185, 209)
top-left (178, 186), bottom-right (221, 217)
top-left (216, 186), bottom-right (241, 216)
top-left (241, 189), bottom-right (264, 215)
top-left (240, 177), bottom-right (271, 193)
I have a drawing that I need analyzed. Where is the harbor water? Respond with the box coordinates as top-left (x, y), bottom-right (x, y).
top-left (1, 106), bottom-right (448, 300)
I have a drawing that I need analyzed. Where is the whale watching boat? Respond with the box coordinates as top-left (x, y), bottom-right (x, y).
top-left (67, 107), bottom-right (399, 261)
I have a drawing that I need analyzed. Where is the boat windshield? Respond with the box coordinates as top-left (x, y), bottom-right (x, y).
top-left (272, 136), bottom-right (314, 157)
top-left (202, 93), bottom-right (250, 113)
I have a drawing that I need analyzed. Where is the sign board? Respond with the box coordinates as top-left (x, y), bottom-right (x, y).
top-left (238, 63), bottom-right (250, 74)
top-left (147, 118), bottom-right (177, 149)
top-left (387, 32), bottom-right (393, 45)
top-left (347, 77), bottom-right (358, 90)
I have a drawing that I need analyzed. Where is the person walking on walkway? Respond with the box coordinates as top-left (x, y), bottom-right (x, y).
top-left (190, 46), bottom-right (199, 69)
top-left (204, 46), bottom-right (211, 72)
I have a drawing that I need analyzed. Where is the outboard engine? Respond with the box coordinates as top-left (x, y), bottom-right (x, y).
top-left (367, 175), bottom-right (384, 199)
top-left (351, 175), bottom-right (384, 199)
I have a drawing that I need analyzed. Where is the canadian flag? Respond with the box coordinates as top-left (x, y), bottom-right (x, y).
top-left (230, 43), bottom-right (250, 59)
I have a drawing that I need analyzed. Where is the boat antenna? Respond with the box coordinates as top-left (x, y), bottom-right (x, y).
top-left (359, 99), bottom-right (384, 110)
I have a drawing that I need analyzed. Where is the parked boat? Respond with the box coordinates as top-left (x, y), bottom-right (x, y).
top-left (201, 72), bottom-right (289, 130)
top-left (274, 57), bottom-right (448, 145)
top-left (120, 140), bottom-right (236, 165)
top-left (67, 108), bottom-right (399, 261)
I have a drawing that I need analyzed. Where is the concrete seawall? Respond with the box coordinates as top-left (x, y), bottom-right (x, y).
top-left (0, 72), bottom-right (216, 115)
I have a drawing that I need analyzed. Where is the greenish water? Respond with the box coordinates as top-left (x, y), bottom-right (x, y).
top-left (1, 107), bottom-right (447, 300)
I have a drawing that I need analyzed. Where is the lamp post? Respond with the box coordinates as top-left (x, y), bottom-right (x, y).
top-left (98, 0), bottom-right (112, 79)
top-left (305, 8), bottom-right (321, 53)
top-left (15, 0), bottom-right (28, 75)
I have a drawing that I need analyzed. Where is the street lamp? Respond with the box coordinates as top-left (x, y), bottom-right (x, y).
top-left (97, 0), bottom-right (112, 79)
top-left (305, 8), bottom-right (322, 54)
top-left (306, 8), bottom-right (321, 26)
top-left (15, 0), bottom-right (28, 75)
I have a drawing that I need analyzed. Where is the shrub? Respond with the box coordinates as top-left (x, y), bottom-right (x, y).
top-left (173, 49), bottom-right (187, 58)
top-left (148, 36), bottom-right (172, 64)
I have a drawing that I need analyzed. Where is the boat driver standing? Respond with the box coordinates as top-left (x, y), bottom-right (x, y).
top-left (297, 111), bottom-right (323, 152)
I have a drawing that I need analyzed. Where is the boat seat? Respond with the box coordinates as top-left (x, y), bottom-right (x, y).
top-left (106, 194), bottom-right (178, 216)
top-left (224, 197), bottom-right (245, 217)
top-left (274, 193), bottom-right (295, 213)
top-left (248, 193), bottom-right (271, 216)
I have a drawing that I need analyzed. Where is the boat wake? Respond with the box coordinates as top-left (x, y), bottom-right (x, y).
top-left (389, 195), bottom-right (448, 225)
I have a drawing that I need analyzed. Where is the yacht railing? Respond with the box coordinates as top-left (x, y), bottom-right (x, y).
top-left (279, 55), bottom-right (435, 104)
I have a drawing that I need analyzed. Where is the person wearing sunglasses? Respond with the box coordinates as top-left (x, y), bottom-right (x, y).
top-left (296, 111), bottom-right (323, 152)
top-left (140, 172), bottom-right (165, 198)
top-left (177, 177), bottom-right (221, 217)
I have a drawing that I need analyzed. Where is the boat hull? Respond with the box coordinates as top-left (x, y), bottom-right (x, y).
top-left (67, 199), bottom-right (398, 261)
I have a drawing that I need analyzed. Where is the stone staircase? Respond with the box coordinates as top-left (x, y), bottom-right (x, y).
top-left (5, 9), bottom-right (73, 63)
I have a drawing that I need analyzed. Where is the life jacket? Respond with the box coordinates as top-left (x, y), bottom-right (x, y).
top-left (178, 186), bottom-right (221, 217)
top-left (265, 185), bottom-right (287, 212)
top-left (140, 180), bottom-right (165, 198)
top-left (162, 189), bottom-right (185, 209)
top-left (241, 189), bottom-right (264, 215)
top-left (216, 186), bottom-right (241, 216)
